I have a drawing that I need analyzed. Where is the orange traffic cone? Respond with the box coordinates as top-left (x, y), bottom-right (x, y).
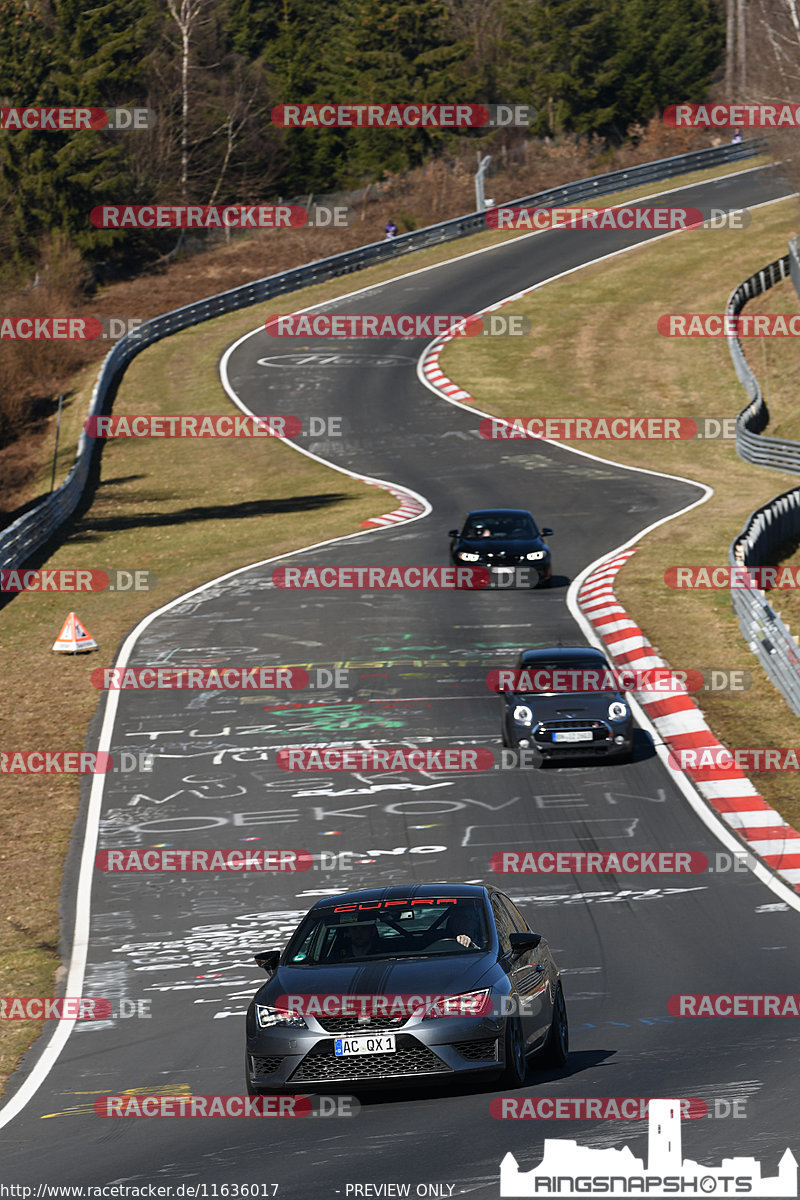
top-left (52, 611), bottom-right (98, 654)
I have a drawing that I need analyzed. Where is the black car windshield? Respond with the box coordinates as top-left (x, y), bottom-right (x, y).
top-left (518, 658), bottom-right (617, 692)
top-left (284, 899), bottom-right (491, 964)
top-left (464, 514), bottom-right (537, 540)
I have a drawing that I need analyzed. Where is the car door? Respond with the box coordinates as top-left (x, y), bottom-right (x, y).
top-left (492, 893), bottom-right (552, 1050)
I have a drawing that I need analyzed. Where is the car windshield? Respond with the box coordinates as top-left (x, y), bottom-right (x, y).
top-left (464, 514), bottom-right (537, 540)
top-left (518, 658), bottom-right (616, 692)
top-left (284, 899), bottom-right (491, 964)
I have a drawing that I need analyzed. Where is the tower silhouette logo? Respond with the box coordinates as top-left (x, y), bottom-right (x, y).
top-left (500, 1099), bottom-right (797, 1197)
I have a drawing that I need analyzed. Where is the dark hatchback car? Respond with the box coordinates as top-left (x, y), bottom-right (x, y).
top-left (449, 508), bottom-right (552, 588)
top-left (501, 645), bottom-right (634, 763)
top-left (245, 884), bottom-right (567, 1092)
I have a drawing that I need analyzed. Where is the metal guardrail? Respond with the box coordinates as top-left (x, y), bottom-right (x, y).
top-left (726, 242), bottom-right (800, 714)
top-left (0, 137), bottom-right (766, 570)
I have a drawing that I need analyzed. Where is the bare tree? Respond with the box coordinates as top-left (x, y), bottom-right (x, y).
top-left (164, 0), bottom-right (215, 203)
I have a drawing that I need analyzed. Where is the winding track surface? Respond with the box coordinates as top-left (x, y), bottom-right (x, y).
top-left (3, 166), bottom-right (800, 1194)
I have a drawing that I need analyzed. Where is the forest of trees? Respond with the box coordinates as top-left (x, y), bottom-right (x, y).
top-left (0, 0), bottom-right (726, 282)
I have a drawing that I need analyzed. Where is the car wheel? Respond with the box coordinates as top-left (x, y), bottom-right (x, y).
top-left (499, 1013), bottom-right (527, 1087)
top-left (541, 983), bottom-right (568, 1067)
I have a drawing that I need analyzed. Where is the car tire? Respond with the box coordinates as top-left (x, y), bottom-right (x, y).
top-left (499, 1013), bottom-right (527, 1087)
top-left (540, 983), bottom-right (568, 1067)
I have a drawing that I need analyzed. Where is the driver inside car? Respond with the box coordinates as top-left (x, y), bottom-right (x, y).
top-left (445, 907), bottom-right (482, 949)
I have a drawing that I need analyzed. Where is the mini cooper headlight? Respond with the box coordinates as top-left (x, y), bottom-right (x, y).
top-left (256, 1005), bottom-right (307, 1029)
top-left (513, 705), bottom-right (533, 724)
top-left (526, 551), bottom-right (546, 561)
top-left (608, 701), bottom-right (628, 721)
top-left (458, 551), bottom-right (480, 562)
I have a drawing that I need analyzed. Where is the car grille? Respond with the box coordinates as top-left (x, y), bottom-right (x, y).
top-left (317, 1014), bottom-right (408, 1034)
top-left (456, 1039), bottom-right (499, 1062)
top-left (250, 1055), bottom-right (284, 1076)
top-left (288, 1036), bottom-right (450, 1083)
top-left (534, 720), bottom-right (609, 743)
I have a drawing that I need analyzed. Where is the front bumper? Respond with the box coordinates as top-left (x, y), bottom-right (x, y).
top-left (507, 719), bottom-right (633, 759)
top-left (246, 1014), bottom-right (505, 1090)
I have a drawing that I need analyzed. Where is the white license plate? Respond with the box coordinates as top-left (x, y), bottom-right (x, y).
top-left (334, 1034), bottom-right (396, 1056)
top-left (553, 730), bottom-right (594, 743)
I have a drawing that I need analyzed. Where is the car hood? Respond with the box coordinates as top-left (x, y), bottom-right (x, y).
top-left (258, 955), bottom-right (499, 1006)
top-left (459, 536), bottom-right (546, 554)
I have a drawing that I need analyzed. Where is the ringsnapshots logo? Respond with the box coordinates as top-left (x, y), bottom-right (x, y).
top-left (271, 103), bottom-right (535, 128)
top-left (0, 106), bottom-right (155, 131)
top-left (265, 313), bottom-right (530, 338)
top-left (498, 1098), bottom-right (797, 1197)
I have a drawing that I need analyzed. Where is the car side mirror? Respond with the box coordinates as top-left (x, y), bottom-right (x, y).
top-left (509, 932), bottom-right (542, 958)
top-left (448, 529), bottom-right (459, 538)
top-left (254, 949), bottom-right (281, 974)
top-left (541, 528), bottom-right (553, 537)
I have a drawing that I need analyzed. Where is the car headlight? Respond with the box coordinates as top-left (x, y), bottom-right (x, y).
top-left (526, 551), bottom-right (546, 561)
top-left (513, 705), bottom-right (533, 724)
top-left (608, 701), bottom-right (628, 721)
top-left (458, 551), bottom-right (480, 562)
top-left (256, 1005), bottom-right (307, 1029)
top-left (420, 989), bottom-right (493, 1020)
